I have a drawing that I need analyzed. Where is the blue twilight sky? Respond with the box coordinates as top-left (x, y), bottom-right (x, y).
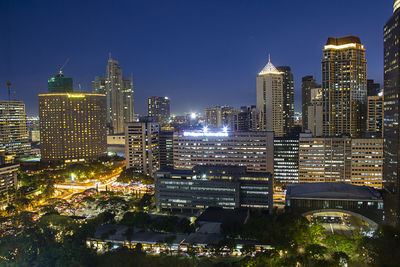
top-left (0, 0), bottom-right (393, 116)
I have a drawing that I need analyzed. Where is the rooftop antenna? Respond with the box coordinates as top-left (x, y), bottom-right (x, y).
top-left (108, 52), bottom-right (112, 60)
top-left (57, 58), bottom-right (70, 75)
top-left (6, 82), bottom-right (11, 101)
top-left (12, 91), bottom-right (16, 101)
top-left (268, 54), bottom-right (271, 63)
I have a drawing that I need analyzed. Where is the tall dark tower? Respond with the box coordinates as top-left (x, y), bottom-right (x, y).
top-left (301, 76), bottom-right (320, 131)
top-left (277, 66), bottom-right (294, 134)
top-left (383, 0), bottom-right (400, 223)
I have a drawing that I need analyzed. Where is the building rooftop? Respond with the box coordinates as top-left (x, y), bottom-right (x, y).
top-left (157, 165), bottom-right (272, 179)
top-left (286, 183), bottom-right (382, 201)
top-left (93, 224), bottom-right (187, 245)
top-left (395, 0), bottom-right (400, 13)
top-left (326, 36), bottom-right (362, 46)
top-left (196, 207), bottom-right (249, 224)
top-left (259, 56), bottom-right (283, 76)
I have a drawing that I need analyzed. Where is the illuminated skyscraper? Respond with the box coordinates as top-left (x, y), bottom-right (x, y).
top-left (148, 96), bottom-right (171, 124)
top-left (93, 57), bottom-right (134, 134)
top-left (256, 56), bottom-right (284, 136)
top-left (322, 36), bottom-right (367, 137)
top-left (125, 119), bottom-right (160, 176)
top-left (277, 66), bottom-right (294, 134)
top-left (0, 101), bottom-right (30, 158)
top-left (383, 0), bottom-right (400, 221)
top-left (39, 93), bottom-right (107, 163)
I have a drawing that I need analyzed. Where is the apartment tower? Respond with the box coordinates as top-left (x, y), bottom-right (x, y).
top-left (322, 36), bottom-right (367, 137)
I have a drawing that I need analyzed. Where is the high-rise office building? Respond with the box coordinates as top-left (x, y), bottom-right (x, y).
top-left (173, 130), bottom-right (274, 173)
top-left (274, 134), bottom-right (299, 185)
top-left (367, 79), bottom-right (381, 97)
top-left (301, 76), bottom-right (320, 131)
top-left (307, 88), bottom-right (323, 137)
top-left (277, 66), bottom-right (294, 134)
top-left (204, 105), bottom-right (235, 129)
top-left (48, 72), bottom-right (73, 93)
top-left (159, 129), bottom-right (174, 169)
top-left (298, 135), bottom-right (383, 189)
top-left (0, 101), bottom-right (30, 158)
top-left (256, 57), bottom-right (284, 136)
top-left (322, 36), bottom-right (367, 137)
top-left (93, 57), bottom-right (134, 134)
top-left (39, 93), bottom-right (107, 163)
top-left (367, 95), bottom-right (384, 138)
top-left (384, 0), bottom-right (400, 222)
top-left (233, 105), bottom-right (258, 131)
top-left (148, 97), bottom-right (171, 124)
top-left (122, 78), bottom-right (134, 124)
top-left (125, 119), bottom-right (159, 176)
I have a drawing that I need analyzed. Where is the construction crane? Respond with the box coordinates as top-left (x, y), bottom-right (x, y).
top-left (57, 58), bottom-right (70, 75)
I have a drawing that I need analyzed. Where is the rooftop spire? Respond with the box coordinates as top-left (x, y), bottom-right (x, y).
top-left (395, 0), bottom-right (400, 13)
top-left (258, 54), bottom-right (282, 75)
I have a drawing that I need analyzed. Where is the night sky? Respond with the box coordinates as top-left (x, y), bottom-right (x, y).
top-left (0, 0), bottom-right (392, 116)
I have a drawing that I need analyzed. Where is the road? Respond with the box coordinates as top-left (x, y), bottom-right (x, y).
top-left (54, 166), bottom-right (124, 200)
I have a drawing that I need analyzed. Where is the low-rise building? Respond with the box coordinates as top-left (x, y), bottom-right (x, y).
top-left (0, 163), bottom-right (19, 204)
top-left (155, 165), bottom-right (273, 213)
top-left (298, 135), bottom-right (383, 189)
top-left (285, 182), bottom-right (384, 225)
top-left (107, 134), bottom-right (125, 146)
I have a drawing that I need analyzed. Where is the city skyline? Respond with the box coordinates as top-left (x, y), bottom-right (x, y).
top-left (1, 0), bottom-right (389, 116)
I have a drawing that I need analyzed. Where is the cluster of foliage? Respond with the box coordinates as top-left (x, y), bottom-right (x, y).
top-left (223, 213), bottom-right (327, 250)
top-left (222, 212), bottom-right (400, 266)
top-left (93, 192), bottom-right (155, 213)
top-left (0, 211), bottom-right (97, 266)
top-left (120, 211), bottom-right (195, 234)
top-left (117, 167), bottom-right (154, 185)
top-left (2, 205), bottom-right (400, 266)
